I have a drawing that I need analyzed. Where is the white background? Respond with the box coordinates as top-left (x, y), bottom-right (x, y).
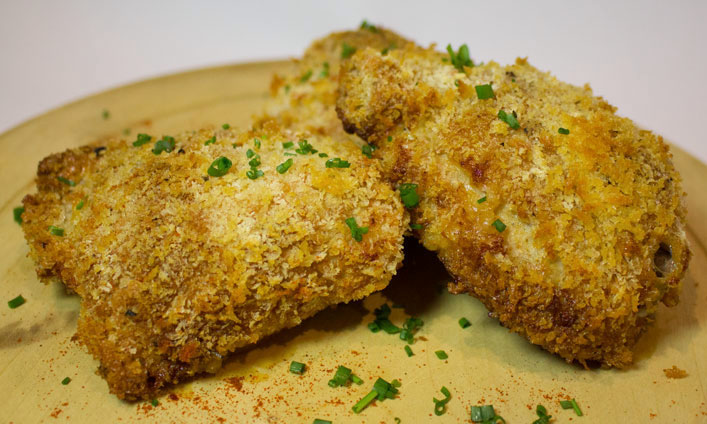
top-left (1, 0), bottom-right (706, 164)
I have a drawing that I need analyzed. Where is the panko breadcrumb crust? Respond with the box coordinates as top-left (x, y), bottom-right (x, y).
top-left (336, 44), bottom-right (690, 367)
top-left (21, 121), bottom-right (407, 400)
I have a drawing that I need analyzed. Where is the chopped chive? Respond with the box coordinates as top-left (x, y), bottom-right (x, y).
top-left (48, 225), bottom-right (64, 236)
top-left (433, 386), bottom-right (452, 416)
top-left (446, 44), bottom-right (474, 72)
top-left (559, 399), bottom-right (583, 416)
top-left (350, 374), bottom-right (363, 385)
top-left (395, 418), bottom-right (401, 424)
top-left (61, 377), bottom-right (71, 385)
top-left (246, 168), bottom-right (264, 180)
top-left (289, 361), bottom-right (306, 375)
top-left (345, 217), bottom-right (369, 242)
top-left (248, 156), bottom-right (261, 168)
top-left (475, 84), bottom-right (495, 100)
top-left (152, 136), bottom-right (176, 155)
top-left (284, 152), bottom-right (297, 156)
top-left (276, 158), bottom-right (294, 174)
top-left (204, 136), bottom-right (216, 146)
top-left (295, 139), bottom-right (318, 155)
top-left (325, 158), bottom-right (351, 168)
top-left (341, 42), bottom-right (357, 59)
top-left (381, 43), bottom-right (397, 55)
top-left (207, 156), bottom-right (232, 177)
top-left (498, 109), bottom-right (520, 129)
top-left (558, 127), bottom-right (570, 135)
top-left (328, 366), bottom-right (352, 387)
top-left (319, 62), bottom-right (330, 78)
top-left (222, 123), bottom-right (230, 129)
top-left (458, 317), bottom-right (471, 328)
top-left (253, 138), bottom-right (261, 149)
top-left (13, 206), bottom-right (24, 225)
top-left (492, 219), bottom-right (506, 233)
top-left (76, 197), bottom-right (86, 210)
top-left (533, 404), bottom-right (552, 424)
top-left (404, 345), bottom-right (413, 357)
top-left (398, 183), bottom-right (420, 208)
top-left (471, 405), bottom-right (505, 423)
top-left (102, 109), bottom-right (110, 120)
top-left (150, 399), bottom-right (159, 407)
top-left (410, 223), bottom-right (423, 230)
top-left (434, 350), bottom-right (448, 360)
top-left (282, 141), bottom-right (294, 149)
top-left (313, 420), bottom-right (331, 424)
top-left (387, 136), bottom-right (393, 142)
top-left (132, 133), bottom-right (152, 147)
top-left (378, 319), bottom-right (401, 334)
top-left (361, 143), bottom-right (376, 158)
top-left (8, 295), bottom-right (25, 309)
top-left (352, 390), bottom-right (377, 414)
top-left (360, 20), bottom-right (378, 33)
top-left (477, 196), bottom-right (487, 204)
top-left (246, 149), bottom-right (256, 158)
top-left (318, 152), bottom-right (328, 158)
top-left (56, 176), bottom-right (76, 187)
top-left (300, 69), bottom-right (313, 83)
top-left (368, 321), bottom-right (381, 333)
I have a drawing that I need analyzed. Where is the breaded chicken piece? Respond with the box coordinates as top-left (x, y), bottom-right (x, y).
top-left (21, 121), bottom-right (407, 400)
top-left (336, 45), bottom-right (690, 367)
top-left (259, 25), bottom-right (413, 144)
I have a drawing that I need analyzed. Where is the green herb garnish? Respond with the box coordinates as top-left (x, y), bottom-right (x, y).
top-left (446, 44), bottom-right (474, 72)
top-left (13, 206), bottom-right (24, 225)
top-left (289, 361), bottom-right (306, 375)
top-left (404, 345), bottom-right (413, 357)
top-left (559, 398), bottom-right (583, 416)
top-left (328, 365), bottom-right (353, 387)
top-left (152, 136), bottom-right (176, 155)
top-left (56, 176), bottom-right (76, 187)
top-left (325, 158), bottom-right (350, 168)
top-left (282, 141), bottom-right (294, 149)
top-left (477, 196), bottom-right (487, 204)
top-left (318, 152), bottom-right (328, 158)
top-left (61, 377), bottom-right (71, 385)
top-left (410, 223), bottom-right (423, 230)
top-left (492, 219), bottom-right (506, 233)
top-left (48, 225), bottom-right (64, 236)
top-left (533, 404), bottom-right (552, 424)
top-left (320, 62), bottom-right (330, 78)
top-left (132, 133), bottom-right (152, 147)
top-left (313, 420), bottom-right (331, 424)
top-left (399, 183), bottom-right (420, 208)
top-left (433, 386), bottom-right (451, 416)
top-left (435, 350), bottom-right (448, 360)
top-left (204, 136), bottom-right (216, 146)
top-left (207, 156), bottom-right (232, 177)
top-left (360, 20), bottom-right (378, 33)
top-left (150, 399), bottom-right (159, 407)
top-left (8, 295), bottom-right (25, 309)
top-left (341, 42), bottom-right (357, 59)
top-left (381, 43), bottom-right (397, 55)
top-left (352, 390), bottom-right (378, 414)
top-left (558, 127), bottom-right (570, 135)
top-left (300, 70), bottom-right (313, 83)
top-left (361, 143), bottom-right (376, 158)
top-left (458, 317), bottom-right (471, 328)
top-left (76, 197), bottom-right (86, 210)
top-left (102, 109), bottom-right (110, 120)
top-left (497, 110), bottom-right (520, 129)
top-left (345, 217), bottom-right (368, 242)
top-left (295, 139), bottom-right (317, 155)
top-left (471, 405), bottom-right (506, 423)
top-left (246, 168), bottom-right (264, 180)
top-left (475, 84), bottom-right (495, 100)
top-left (222, 123), bottom-right (230, 129)
top-left (276, 158), bottom-right (294, 174)
top-left (253, 138), bottom-right (261, 149)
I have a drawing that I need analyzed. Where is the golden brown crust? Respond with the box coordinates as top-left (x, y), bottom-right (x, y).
top-left (21, 123), bottom-right (406, 400)
top-left (337, 45), bottom-right (690, 367)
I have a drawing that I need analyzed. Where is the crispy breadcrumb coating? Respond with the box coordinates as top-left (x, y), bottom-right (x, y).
top-left (21, 122), bottom-right (406, 400)
top-left (259, 26), bottom-right (413, 144)
top-left (336, 44), bottom-right (690, 367)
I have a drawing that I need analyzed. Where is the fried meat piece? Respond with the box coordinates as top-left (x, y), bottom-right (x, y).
top-left (336, 45), bottom-right (690, 367)
top-left (260, 25), bottom-right (413, 143)
top-left (21, 123), bottom-right (406, 399)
